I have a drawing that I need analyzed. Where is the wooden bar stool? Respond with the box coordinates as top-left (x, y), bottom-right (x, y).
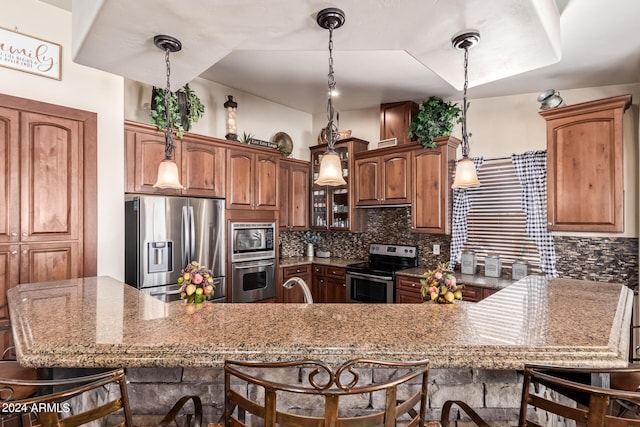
top-left (441, 364), bottom-right (640, 426)
top-left (223, 358), bottom-right (430, 427)
top-left (0, 368), bottom-right (202, 427)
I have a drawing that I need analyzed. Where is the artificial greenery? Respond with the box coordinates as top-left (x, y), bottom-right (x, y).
top-left (150, 84), bottom-right (204, 138)
top-left (408, 96), bottom-right (462, 148)
top-left (240, 132), bottom-right (254, 144)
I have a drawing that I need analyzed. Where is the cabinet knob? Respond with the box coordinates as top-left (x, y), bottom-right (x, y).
top-left (11, 232), bottom-right (17, 237)
top-left (22, 232), bottom-right (27, 237)
top-left (22, 250), bottom-right (27, 254)
top-left (11, 251), bottom-right (17, 255)
top-left (342, 283), bottom-right (346, 287)
top-left (411, 283), bottom-right (416, 287)
top-left (296, 269), bottom-right (300, 273)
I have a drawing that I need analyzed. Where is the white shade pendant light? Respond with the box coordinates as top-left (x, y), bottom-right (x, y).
top-left (451, 31), bottom-right (481, 189)
top-left (314, 8), bottom-right (347, 187)
top-left (153, 35), bottom-right (183, 190)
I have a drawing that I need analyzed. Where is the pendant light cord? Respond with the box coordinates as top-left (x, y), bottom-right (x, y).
top-left (163, 46), bottom-right (174, 160)
top-left (461, 44), bottom-right (469, 158)
top-left (326, 23), bottom-right (338, 151)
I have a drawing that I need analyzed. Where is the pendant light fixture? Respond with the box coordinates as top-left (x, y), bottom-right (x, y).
top-left (153, 34), bottom-right (183, 189)
top-left (451, 31), bottom-right (481, 189)
top-left (314, 7), bottom-right (347, 187)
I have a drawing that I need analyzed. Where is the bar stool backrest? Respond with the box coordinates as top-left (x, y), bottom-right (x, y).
top-left (223, 358), bottom-right (430, 427)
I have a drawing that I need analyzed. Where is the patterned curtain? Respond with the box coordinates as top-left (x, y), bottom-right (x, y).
top-left (449, 157), bottom-right (484, 267)
top-left (511, 151), bottom-right (558, 277)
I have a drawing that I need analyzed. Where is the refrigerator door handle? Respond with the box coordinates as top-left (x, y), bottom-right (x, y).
top-left (189, 206), bottom-right (196, 262)
top-left (182, 205), bottom-right (189, 266)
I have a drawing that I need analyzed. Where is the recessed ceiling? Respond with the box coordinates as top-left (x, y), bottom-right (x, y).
top-left (46, 0), bottom-right (640, 113)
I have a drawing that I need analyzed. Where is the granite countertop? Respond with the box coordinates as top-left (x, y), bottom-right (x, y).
top-left (8, 276), bottom-right (632, 370)
top-left (278, 257), bottom-right (365, 268)
top-left (397, 268), bottom-right (515, 291)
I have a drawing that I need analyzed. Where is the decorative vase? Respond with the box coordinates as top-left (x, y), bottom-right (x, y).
top-left (306, 243), bottom-right (314, 257)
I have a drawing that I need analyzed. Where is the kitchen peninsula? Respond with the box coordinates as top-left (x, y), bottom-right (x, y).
top-left (8, 275), bottom-right (632, 369)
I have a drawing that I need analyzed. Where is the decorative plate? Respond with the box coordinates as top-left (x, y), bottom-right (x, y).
top-left (272, 132), bottom-right (293, 157)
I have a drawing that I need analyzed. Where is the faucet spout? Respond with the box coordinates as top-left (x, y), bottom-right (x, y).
top-left (283, 277), bottom-right (314, 304)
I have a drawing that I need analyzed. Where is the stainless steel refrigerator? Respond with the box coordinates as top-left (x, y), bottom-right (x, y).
top-left (125, 195), bottom-right (226, 302)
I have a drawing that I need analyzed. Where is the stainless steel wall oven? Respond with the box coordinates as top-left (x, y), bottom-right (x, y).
top-left (230, 222), bottom-right (276, 302)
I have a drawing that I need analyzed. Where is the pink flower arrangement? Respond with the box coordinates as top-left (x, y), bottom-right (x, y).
top-left (420, 261), bottom-right (463, 304)
top-left (177, 261), bottom-right (215, 304)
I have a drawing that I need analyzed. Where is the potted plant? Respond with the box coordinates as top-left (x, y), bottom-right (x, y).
top-left (150, 83), bottom-right (205, 138)
top-left (301, 231), bottom-right (322, 257)
top-left (408, 96), bottom-right (461, 148)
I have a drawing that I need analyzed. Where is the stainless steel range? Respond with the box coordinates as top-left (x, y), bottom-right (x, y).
top-left (346, 243), bottom-right (418, 303)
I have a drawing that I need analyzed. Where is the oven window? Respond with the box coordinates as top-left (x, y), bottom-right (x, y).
top-left (243, 271), bottom-right (267, 291)
top-left (351, 278), bottom-right (389, 303)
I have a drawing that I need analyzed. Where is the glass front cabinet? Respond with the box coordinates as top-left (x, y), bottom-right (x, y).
top-left (310, 138), bottom-right (369, 232)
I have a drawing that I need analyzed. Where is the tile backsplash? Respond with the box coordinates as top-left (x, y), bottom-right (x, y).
top-left (280, 207), bottom-right (639, 288)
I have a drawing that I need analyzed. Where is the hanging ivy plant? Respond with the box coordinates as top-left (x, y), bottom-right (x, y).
top-left (408, 96), bottom-right (462, 148)
top-left (150, 84), bottom-right (205, 138)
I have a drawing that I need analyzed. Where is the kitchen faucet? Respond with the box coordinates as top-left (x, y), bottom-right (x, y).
top-left (283, 277), bottom-right (313, 304)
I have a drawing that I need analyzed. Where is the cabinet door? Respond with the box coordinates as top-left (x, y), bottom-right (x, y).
top-left (227, 149), bottom-right (254, 209)
top-left (396, 276), bottom-right (423, 304)
top-left (381, 152), bottom-right (410, 204)
top-left (380, 101), bottom-right (418, 144)
top-left (255, 153), bottom-right (278, 210)
top-left (20, 112), bottom-right (82, 242)
top-left (281, 265), bottom-right (312, 303)
top-left (0, 107), bottom-right (19, 244)
top-left (289, 163), bottom-right (309, 229)
top-left (312, 265), bottom-right (325, 303)
top-left (325, 276), bottom-right (347, 303)
top-left (0, 245), bottom-right (19, 328)
top-left (19, 242), bottom-right (81, 284)
top-left (355, 158), bottom-right (380, 206)
top-left (546, 110), bottom-right (623, 232)
top-left (182, 139), bottom-right (226, 198)
top-left (126, 128), bottom-right (183, 195)
top-left (412, 149), bottom-right (445, 233)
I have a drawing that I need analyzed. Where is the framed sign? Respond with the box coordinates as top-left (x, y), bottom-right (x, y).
top-left (0, 27), bottom-right (61, 80)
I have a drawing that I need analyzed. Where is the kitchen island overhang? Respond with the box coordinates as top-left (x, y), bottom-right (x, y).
top-left (7, 275), bottom-right (633, 369)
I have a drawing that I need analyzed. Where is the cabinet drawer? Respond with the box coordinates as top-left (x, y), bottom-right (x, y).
top-left (396, 276), bottom-right (422, 295)
top-left (462, 285), bottom-right (482, 302)
top-left (482, 288), bottom-right (498, 299)
top-left (325, 266), bottom-right (345, 279)
top-left (283, 264), bottom-right (312, 277)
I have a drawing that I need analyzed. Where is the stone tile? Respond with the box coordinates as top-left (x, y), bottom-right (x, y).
top-left (126, 368), bottom-right (182, 383)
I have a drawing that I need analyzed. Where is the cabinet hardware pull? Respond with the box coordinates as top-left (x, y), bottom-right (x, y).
top-left (11, 251), bottom-right (17, 255)
top-left (11, 232), bottom-right (17, 237)
top-left (22, 232), bottom-right (27, 236)
top-left (22, 250), bottom-right (27, 254)
top-left (411, 283), bottom-right (416, 287)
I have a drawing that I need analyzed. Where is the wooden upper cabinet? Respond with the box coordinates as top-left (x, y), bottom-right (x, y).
top-left (125, 125), bottom-right (182, 194)
top-left (182, 138), bottom-right (226, 198)
top-left (354, 147), bottom-right (412, 206)
top-left (0, 107), bottom-right (19, 244)
top-left (20, 112), bottom-right (81, 242)
top-left (380, 101), bottom-right (418, 144)
top-left (124, 121), bottom-right (226, 198)
top-left (411, 136), bottom-right (459, 234)
top-left (279, 159), bottom-right (310, 230)
top-left (540, 94), bottom-right (631, 232)
top-left (227, 147), bottom-right (279, 210)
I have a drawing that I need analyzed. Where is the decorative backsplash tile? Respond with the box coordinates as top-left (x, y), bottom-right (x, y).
top-left (280, 208), bottom-right (639, 289)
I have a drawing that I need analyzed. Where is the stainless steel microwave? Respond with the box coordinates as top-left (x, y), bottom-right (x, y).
top-left (230, 222), bottom-right (276, 262)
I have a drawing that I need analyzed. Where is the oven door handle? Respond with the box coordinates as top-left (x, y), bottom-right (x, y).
top-left (346, 271), bottom-right (394, 281)
top-left (234, 260), bottom-right (275, 269)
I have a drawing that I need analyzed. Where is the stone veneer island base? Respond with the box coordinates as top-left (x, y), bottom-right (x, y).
top-left (8, 275), bottom-right (633, 424)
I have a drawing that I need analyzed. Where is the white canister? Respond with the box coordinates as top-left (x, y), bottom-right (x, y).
top-left (460, 252), bottom-right (476, 275)
top-left (512, 260), bottom-right (529, 280)
top-left (484, 255), bottom-right (502, 278)
top-left (306, 243), bottom-right (314, 257)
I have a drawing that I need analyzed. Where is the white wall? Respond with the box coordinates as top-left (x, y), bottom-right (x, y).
top-left (0, 0), bottom-right (124, 279)
top-left (124, 78), bottom-right (313, 160)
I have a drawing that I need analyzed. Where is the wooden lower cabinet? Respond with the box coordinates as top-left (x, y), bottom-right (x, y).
top-left (277, 264), bottom-right (312, 303)
top-left (312, 265), bottom-right (347, 303)
top-left (395, 275), bottom-right (424, 304)
top-left (395, 274), bottom-right (498, 303)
